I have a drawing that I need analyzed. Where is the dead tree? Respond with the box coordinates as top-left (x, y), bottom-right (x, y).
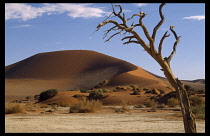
top-left (95, 3), bottom-right (197, 133)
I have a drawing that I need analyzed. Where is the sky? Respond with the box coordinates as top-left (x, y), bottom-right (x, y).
top-left (5, 3), bottom-right (205, 80)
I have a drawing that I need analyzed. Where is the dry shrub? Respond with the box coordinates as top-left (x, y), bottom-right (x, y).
top-left (167, 98), bottom-right (179, 107)
top-left (189, 95), bottom-right (204, 106)
top-left (58, 102), bottom-right (71, 107)
top-left (5, 103), bottom-right (26, 114)
top-left (69, 100), bottom-right (102, 113)
top-left (115, 99), bottom-right (130, 113)
top-left (144, 99), bottom-right (157, 107)
top-left (25, 103), bottom-right (39, 111)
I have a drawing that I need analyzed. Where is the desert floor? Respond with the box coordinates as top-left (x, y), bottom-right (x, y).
top-left (5, 106), bottom-right (205, 133)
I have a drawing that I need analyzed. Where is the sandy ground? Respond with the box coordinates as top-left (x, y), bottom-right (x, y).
top-left (5, 107), bottom-right (205, 133)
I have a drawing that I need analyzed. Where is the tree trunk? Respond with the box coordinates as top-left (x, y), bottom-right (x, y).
top-left (156, 56), bottom-right (197, 133)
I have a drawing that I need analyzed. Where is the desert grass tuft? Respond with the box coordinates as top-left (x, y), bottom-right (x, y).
top-left (69, 100), bottom-right (102, 113)
top-left (5, 103), bottom-right (26, 114)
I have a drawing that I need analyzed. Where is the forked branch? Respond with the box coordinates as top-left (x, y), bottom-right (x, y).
top-left (165, 26), bottom-right (181, 65)
top-left (158, 31), bottom-right (170, 55)
top-left (152, 3), bottom-right (166, 41)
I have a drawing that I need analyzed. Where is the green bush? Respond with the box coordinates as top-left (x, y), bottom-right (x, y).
top-left (69, 100), bottom-right (102, 113)
top-left (167, 98), bottom-right (179, 107)
top-left (102, 89), bottom-right (110, 93)
top-left (88, 90), bottom-right (104, 100)
top-left (39, 89), bottom-right (58, 102)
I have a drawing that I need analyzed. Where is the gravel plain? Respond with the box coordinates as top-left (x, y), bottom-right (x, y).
top-left (5, 108), bottom-right (205, 133)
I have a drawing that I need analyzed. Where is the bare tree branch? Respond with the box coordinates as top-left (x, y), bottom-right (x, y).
top-left (96, 20), bottom-right (126, 31)
top-left (137, 13), bottom-right (156, 55)
top-left (121, 36), bottom-right (135, 41)
top-left (152, 3), bottom-right (166, 41)
top-left (166, 26), bottom-right (181, 64)
top-left (112, 4), bottom-right (127, 26)
top-left (126, 14), bottom-right (141, 21)
top-left (105, 30), bottom-right (123, 42)
top-left (103, 26), bottom-right (118, 39)
top-left (123, 40), bottom-right (140, 45)
top-left (102, 12), bottom-right (113, 23)
top-left (158, 31), bottom-right (170, 55)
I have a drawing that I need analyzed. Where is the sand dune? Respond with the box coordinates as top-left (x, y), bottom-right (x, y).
top-left (5, 50), bottom-right (172, 103)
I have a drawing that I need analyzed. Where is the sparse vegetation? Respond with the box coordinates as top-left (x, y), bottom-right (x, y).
top-left (79, 89), bottom-right (90, 93)
top-left (189, 96), bottom-right (205, 120)
top-left (69, 100), bottom-right (102, 113)
top-left (134, 104), bottom-right (144, 108)
top-left (157, 104), bottom-right (166, 108)
top-left (26, 96), bottom-right (32, 101)
top-left (39, 104), bottom-right (50, 108)
top-left (5, 103), bottom-right (26, 114)
top-left (39, 89), bottom-right (58, 102)
top-left (147, 108), bottom-right (157, 112)
top-left (159, 89), bottom-right (165, 94)
top-left (131, 90), bottom-right (141, 95)
top-left (73, 94), bottom-right (86, 98)
top-left (158, 91), bottom-right (178, 104)
top-left (151, 88), bottom-right (158, 94)
top-left (34, 95), bottom-right (40, 101)
top-left (102, 89), bottom-right (110, 93)
top-left (189, 95), bottom-right (204, 106)
top-left (150, 96), bottom-right (158, 101)
top-left (195, 89), bottom-right (205, 94)
top-left (115, 108), bottom-right (126, 113)
top-left (191, 104), bottom-right (205, 119)
top-left (167, 98), bottom-right (179, 107)
top-left (93, 80), bottom-right (108, 89)
top-left (144, 99), bottom-right (157, 108)
top-left (58, 102), bottom-right (71, 107)
top-left (25, 103), bottom-right (39, 111)
top-left (88, 90), bottom-right (104, 100)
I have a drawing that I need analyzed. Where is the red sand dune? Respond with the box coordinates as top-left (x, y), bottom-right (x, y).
top-left (5, 50), bottom-right (171, 103)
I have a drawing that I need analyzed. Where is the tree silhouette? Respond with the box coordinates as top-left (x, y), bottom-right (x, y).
top-left (95, 3), bottom-right (197, 133)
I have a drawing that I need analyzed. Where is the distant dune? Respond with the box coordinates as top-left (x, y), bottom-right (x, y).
top-left (147, 70), bottom-right (205, 90)
top-left (4, 50), bottom-right (186, 103)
